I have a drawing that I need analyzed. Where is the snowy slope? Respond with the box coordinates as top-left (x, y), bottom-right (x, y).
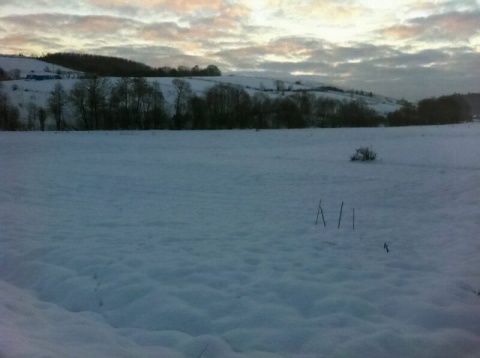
top-left (1, 124), bottom-right (479, 358)
top-left (0, 55), bottom-right (401, 123)
top-left (0, 55), bottom-right (75, 77)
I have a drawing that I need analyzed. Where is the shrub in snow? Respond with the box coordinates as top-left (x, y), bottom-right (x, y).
top-left (350, 146), bottom-right (377, 162)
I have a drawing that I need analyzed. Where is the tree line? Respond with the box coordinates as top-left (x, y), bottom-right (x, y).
top-left (39, 53), bottom-right (222, 78)
top-left (44, 76), bottom-right (167, 131)
top-left (1, 76), bottom-right (386, 131)
top-left (387, 95), bottom-right (472, 126)
top-left (1, 75), bottom-right (474, 131)
top-left (15, 76), bottom-right (384, 131)
top-left (42, 77), bottom-right (387, 131)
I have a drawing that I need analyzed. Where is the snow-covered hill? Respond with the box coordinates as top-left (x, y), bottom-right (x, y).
top-left (0, 55), bottom-right (401, 125)
top-left (0, 55), bottom-right (77, 78)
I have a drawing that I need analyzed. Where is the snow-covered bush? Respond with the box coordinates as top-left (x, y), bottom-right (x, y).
top-left (350, 146), bottom-right (376, 161)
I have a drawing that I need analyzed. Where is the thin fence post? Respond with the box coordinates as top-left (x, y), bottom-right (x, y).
top-left (353, 208), bottom-right (355, 231)
top-left (338, 201), bottom-right (344, 229)
top-left (320, 205), bottom-right (326, 227)
top-left (315, 200), bottom-right (321, 226)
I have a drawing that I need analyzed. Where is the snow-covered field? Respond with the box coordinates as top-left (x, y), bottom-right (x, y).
top-left (1, 125), bottom-right (479, 358)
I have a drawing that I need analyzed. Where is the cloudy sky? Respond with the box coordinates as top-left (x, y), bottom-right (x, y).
top-left (0, 0), bottom-right (479, 100)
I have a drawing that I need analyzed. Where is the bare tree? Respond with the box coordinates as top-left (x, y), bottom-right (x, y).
top-left (251, 92), bottom-right (273, 129)
top-left (314, 97), bottom-right (340, 127)
top-left (27, 102), bottom-right (38, 130)
top-left (206, 83), bottom-right (251, 128)
top-left (190, 95), bottom-right (208, 129)
top-left (0, 85), bottom-right (20, 131)
top-left (85, 76), bottom-right (110, 130)
top-left (111, 77), bottom-right (131, 129)
top-left (131, 77), bottom-right (151, 129)
top-left (172, 78), bottom-right (192, 129)
top-left (38, 107), bottom-right (47, 131)
top-left (69, 80), bottom-right (88, 129)
top-left (69, 76), bottom-right (110, 130)
top-left (148, 81), bottom-right (166, 129)
top-left (48, 82), bottom-right (68, 130)
top-left (274, 80), bottom-right (286, 94)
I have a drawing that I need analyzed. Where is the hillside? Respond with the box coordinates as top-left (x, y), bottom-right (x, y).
top-left (0, 55), bottom-right (78, 79)
top-left (39, 52), bottom-right (222, 77)
top-left (40, 53), bottom-right (151, 77)
top-left (0, 55), bottom-right (401, 127)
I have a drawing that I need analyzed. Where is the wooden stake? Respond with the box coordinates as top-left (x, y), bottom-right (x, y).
top-left (338, 201), bottom-right (344, 229)
top-left (353, 208), bottom-right (355, 231)
top-left (315, 200), bottom-right (321, 226)
top-left (320, 205), bottom-right (326, 227)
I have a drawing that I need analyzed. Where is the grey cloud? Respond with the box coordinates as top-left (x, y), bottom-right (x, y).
top-left (333, 45), bottom-right (398, 61)
top-left (0, 0), bottom-right (56, 7)
top-left (440, 0), bottom-right (479, 12)
top-left (382, 10), bottom-right (480, 42)
top-left (330, 48), bottom-right (479, 99)
top-left (1, 12), bottom-right (217, 47)
top-left (0, 13), bottom-right (138, 34)
top-left (90, 43), bottom-right (222, 69)
top-left (215, 36), bottom-right (479, 100)
top-left (415, 11), bottom-right (480, 40)
top-left (369, 49), bottom-right (452, 68)
top-left (139, 21), bottom-right (189, 41)
top-left (90, 44), bottom-right (188, 66)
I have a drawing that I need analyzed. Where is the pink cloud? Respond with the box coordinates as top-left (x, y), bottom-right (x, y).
top-left (88, 0), bottom-right (226, 13)
top-left (381, 11), bottom-right (480, 42)
top-left (265, 0), bottom-right (367, 24)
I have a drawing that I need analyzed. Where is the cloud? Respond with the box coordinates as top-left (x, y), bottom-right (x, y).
top-left (0, 13), bottom-right (134, 35)
top-left (138, 22), bottom-right (188, 42)
top-left (179, 2), bottom-right (252, 36)
top-left (371, 49), bottom-right (452, 69)
top-left (88, 44), bottom-right (204, 68)
top-left (3, 12), bottom-right (186, 50)
top-left (213, 36), bottom-right (329, 71)
top-left (87, 0), bottom-right (246, 18)
top-left (181, 14), bottom-right (243, 38)
top-left (0, 1), bottom-right (478, 100)
top-left (0, 8), bottom-right (255, 65)
top-left (411, 0), bottom-right (479, 12)
top-left (214, 35), bottom-right (479, 100)
top-left (381, 10), bottom-right (480, 43)
top-left (265, 0), bottom-right (367, 25)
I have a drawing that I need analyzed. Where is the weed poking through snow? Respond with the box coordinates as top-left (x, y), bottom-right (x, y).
top-left (351, 147), bottom-right (377, 161)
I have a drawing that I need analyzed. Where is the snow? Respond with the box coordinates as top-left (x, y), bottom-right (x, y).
top-left (1, 124), bottom-right (479, 357)
top-left (0, 55), bottom-right (74, 78)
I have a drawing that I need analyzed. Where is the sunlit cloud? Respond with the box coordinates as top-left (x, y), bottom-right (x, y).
top-left (88, 0), bottom-right (224, 11)
top-left (0, 0), bottom-right (478, 100)
top-left (296, 3), bottom-right (367, 25)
